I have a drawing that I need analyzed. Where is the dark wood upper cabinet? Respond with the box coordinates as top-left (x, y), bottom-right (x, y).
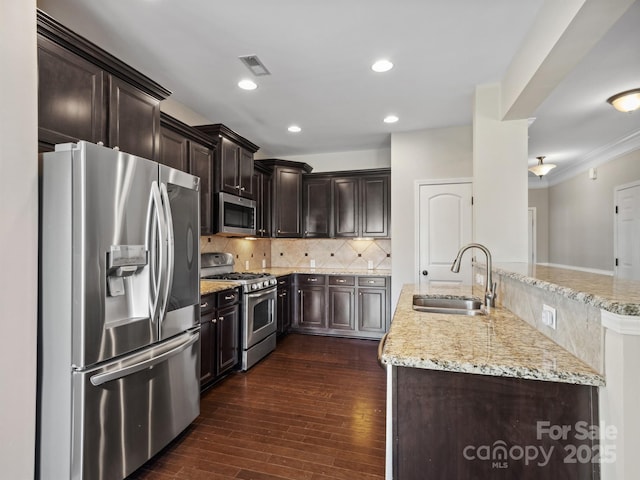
top-left (256, 159), bottom-right (313, 238)
top-left (159, 113), bottom-right (217, 235)
top-left (37, 36), bottom-right (105, 147)
top-left (195, 124), bottom-right (259, 200)
top-left (333, 177), bottom-right (360, 237)
top-left (108, 76), bottom-right (160, 161)
top-left (302, 169), bottom-right (390, 239)
top-left (361, 174), bottom-right (390, 237)
top-left (253, 163), bottom-right (273, 238)
top-left (303, 177), bottom-right (332, 237)
top-left (159, 124), bottom-right (189, 172)
top-left (37, 10), bottom-right (170, 159)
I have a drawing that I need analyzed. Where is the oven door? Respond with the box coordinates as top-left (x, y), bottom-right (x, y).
top-left (243, 286), bottom-right (277, 349)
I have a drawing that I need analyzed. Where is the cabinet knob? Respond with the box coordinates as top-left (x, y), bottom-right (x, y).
top-left (211, 318), bottom-right (217, 324)
top-left (219, 317), bottom-right (223, 321)
top-left (113, 146), bottom-right (119, 151)
top-left (277, 229), bottom-right (281, 233)
top-left (422, 270), bottom-right (429, 276)
top-left (240, 186), bottom-right (246, 191)
top-left (97, 141), bottom-right (104, 146)
top-left (235, 185), bottom-right (241, 189)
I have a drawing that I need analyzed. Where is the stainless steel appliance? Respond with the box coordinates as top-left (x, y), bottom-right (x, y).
top-left (216, 191), bottom-right (256, 236)
top-left (201, 253), bottom-right (277, 370)
top-left (38, 141), bottom-right (201, 480)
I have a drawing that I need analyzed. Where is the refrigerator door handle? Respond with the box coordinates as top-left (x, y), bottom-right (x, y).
top-left (147, 181), bottom-right (167, 323)
top-left (159, 183), bottom-right (174, 321)
top-left (89, 330), bottom-right (199, 386)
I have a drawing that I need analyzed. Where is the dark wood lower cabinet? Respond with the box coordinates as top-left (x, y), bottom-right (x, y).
top-left (199, 288), bottom-right (240, 390)
top-left (276, 275), bottom-right (291, 335)
top-left (393, 367), bottom-right (599, 480)
top-left (291, 274), bottom-right (389, 338)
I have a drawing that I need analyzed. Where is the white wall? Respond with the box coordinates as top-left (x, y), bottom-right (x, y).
top-left (261, 147), bottom-right (391, 172)
top-left (0, 1), bottom-right (38, 477)
top-left (160, 97), bottom-right (212, 126)
top-left (473, 84), bottom-right (529, 262)
top-left (390, 126), bottom-right (473, 308)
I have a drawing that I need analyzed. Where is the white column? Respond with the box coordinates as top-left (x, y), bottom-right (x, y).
top-left (472, 84), bottom-right (529, 262)
top-left (599, 311), bottom-right (640, 480)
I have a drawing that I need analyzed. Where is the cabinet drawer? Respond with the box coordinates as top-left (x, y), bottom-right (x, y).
top-left (358, 276), bottom-right (388, 287)
top-left (297, 274), bottom-right (326, 285)
top-left (217, 288), bottom-right (240, 307)
top-left (277, 275), bottom-right (291, 288)
top-left (329, 275), bottom-right (355, 286)
top-left (200, 294), bottom-right (216, 315)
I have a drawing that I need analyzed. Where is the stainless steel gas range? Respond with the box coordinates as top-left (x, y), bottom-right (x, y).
top-left (201, 253), bottom-right (277, 370)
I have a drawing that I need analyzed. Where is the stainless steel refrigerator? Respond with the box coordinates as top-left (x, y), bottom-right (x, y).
top-left (38, 141), bottom-right (201, 480)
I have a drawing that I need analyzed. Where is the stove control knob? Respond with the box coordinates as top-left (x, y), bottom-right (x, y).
top-left (270, 279), bottom-right (277, 286)
top-left (251, 283), bottom-right (258, 291)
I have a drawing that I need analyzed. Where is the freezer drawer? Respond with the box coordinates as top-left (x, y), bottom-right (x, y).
top-left (39, 329), bottom-right (200, 480)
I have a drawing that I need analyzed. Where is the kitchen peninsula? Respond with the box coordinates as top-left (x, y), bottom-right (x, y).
top-left (382, 263), bottom-right (640, 479)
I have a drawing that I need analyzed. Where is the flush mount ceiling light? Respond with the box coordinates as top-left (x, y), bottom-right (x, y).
top-left (238, 79), bottom-right (257, 90)
top-left (607, 88), bottom-right (640, 113)
top-left (371, 59), bottom-right (393, 73)
top-left (287, 125), bottom-right (301, 133)
top-left (383, 115), bottom-right (399, 124)
top-left (528, 156), bottom-right (557, 178)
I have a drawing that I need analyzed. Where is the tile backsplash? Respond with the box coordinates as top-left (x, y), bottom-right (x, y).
top-left (200, 236), bottom-right (391, 271)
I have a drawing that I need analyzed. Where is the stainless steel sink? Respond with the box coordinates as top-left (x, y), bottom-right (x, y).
top-left (412, 295), bottom-right (486, 316)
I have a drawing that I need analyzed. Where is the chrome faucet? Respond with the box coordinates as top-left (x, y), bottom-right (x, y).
top-left (451, 243), bottom-right (497, 309)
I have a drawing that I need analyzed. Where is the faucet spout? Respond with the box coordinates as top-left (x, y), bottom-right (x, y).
top-left (450, 243), bottom-right (496, 308)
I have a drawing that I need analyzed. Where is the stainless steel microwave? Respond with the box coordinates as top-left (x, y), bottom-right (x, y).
top-left (216, 192), bottom-right (256, 236)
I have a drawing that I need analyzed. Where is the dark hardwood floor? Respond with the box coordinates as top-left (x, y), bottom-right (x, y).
top-left (128, 334), bottom-right (387, 480)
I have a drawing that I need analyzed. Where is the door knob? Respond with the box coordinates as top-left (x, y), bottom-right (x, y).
top-left (422, 270), bottom-right (429, 276)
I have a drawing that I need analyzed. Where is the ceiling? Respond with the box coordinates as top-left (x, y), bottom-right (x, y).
top-left (37, 0), bottom-right (640, 182)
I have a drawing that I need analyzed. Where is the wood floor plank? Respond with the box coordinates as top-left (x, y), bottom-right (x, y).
top-left (127, 334), bottom-right (386, 480)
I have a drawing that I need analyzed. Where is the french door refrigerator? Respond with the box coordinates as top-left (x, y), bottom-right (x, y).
top-left (39, 141), bottom-right (201, 480)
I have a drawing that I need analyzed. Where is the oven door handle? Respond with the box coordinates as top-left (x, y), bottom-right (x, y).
top-left (247, 285), bottom-right (277, 299)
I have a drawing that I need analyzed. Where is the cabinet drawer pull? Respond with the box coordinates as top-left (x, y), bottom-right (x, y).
top-left (308, 278), bottom-right (317, 282)
top-left (368, 280), bottom-right (375, 284)
top-left (224, 294), bottom-right (235, 300)
top-left (336, 279), bottom-right (346, 283)
top-left (200, 302), bottom-right (208, 309)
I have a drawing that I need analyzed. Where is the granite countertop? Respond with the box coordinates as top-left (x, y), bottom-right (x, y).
top-left (381, 284), bottom-right (604, 386)
top-left (493, 263), bottom-right (640, 316)
top-left (200, 268), bottom-right (391, 295)
top-left (200, 280), bottom-right (241, 296)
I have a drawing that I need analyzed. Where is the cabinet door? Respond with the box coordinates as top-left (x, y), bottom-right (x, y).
top-left (219, 137), bottom-right (240, 194)
top-left (108, 76), bottom-right (160, 160)
top-left (303, 178), bottom-right (332, 237)
top-left (277, 286), bottom-right (291, 335)
top-left (328, 287), bottom-right (356, 331)
top-left (358, 287), bottom-right (387, 333)
top-left (333, 177), bottom-right (359, 237)
top-left (159, 126), bottom-right (189, 171)
top-left (239, 148), bottom-right (255, 199)
top-left (199, 311), bottom-right (215, 387)
top-left (361, 175), bottom-right (390, 237)
top-left (253, 170), bottom-right (272, 237)
top-left (216, 304), bottom-right (239, 376)
top-left (37, 37), bottom-right (105, 147)
top-left (273, 167), bottom-right (303, 237)
top-left (190, 141), bottom-right (214, 235)
top-left (297, 286), bottom-right (326, 329)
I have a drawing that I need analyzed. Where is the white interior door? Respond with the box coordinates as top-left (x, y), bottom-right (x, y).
top-left (418, 182), bottom-right (472, 286)
top-left (615, 182), bottom-right (640, 280)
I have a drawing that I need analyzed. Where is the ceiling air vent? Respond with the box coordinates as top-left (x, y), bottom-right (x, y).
top-left (239, 55), bottom-right (271, 76)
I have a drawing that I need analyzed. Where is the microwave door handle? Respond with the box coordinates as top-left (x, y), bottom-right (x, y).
top-left (159, 183), bottom-right (174, 322)
top-left (89, 330), bottom-right (199, 386)
top-left (146, 182), bottom-right (165, 324)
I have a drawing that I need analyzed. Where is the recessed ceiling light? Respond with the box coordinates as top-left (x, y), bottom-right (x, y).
top-left (288, 125), bottom-right (302, 133)
top-left (238, 79), bottom-right (257, 90)
top-left (383, 115), bottom-right (399, 124)
top-left (371, 59), bottom-right (393, 73)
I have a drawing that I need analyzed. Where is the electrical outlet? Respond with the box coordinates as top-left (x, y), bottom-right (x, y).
top-left (310, 259), bottom-right (316, 268)
top-left (476, 273), bottom-right (485, 286)
top-left (542, 304), bottom-right (557, 329)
